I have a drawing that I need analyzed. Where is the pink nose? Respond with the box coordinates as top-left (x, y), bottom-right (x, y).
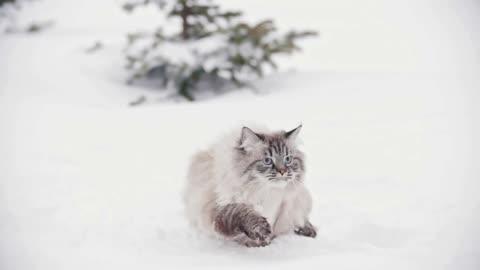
top-left (278, 168), bottom-right (286, 175)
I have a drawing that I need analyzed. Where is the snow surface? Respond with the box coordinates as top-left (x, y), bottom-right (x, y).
top-left (1, 0), bottom-right (479, 269)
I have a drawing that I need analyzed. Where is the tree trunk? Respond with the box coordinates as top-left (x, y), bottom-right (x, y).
top-left (181, 2), bottom-right (189, 40)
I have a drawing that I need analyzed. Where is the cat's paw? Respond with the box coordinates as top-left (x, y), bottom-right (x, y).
top-left (234, 233), bottom-right (272, 248)
top-left (294, 220), bottom-right (317, 238)
top-left (241, 215), bottom-right (272, 242)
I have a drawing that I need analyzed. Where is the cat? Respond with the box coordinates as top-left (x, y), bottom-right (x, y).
top-left (184, 125), bottom-right (316, 247)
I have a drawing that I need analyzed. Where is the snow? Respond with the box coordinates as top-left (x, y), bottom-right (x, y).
top-left (1, 0), bottom-right (479, 269)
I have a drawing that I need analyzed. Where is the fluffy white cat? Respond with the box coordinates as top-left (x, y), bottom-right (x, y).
top-left (184, 125), bottom-right (315, 247)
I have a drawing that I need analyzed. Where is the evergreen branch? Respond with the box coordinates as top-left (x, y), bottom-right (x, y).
top-left (122, 0), bottom-right (318, 101)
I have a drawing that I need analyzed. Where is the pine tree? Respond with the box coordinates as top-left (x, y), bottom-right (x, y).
top-left (0, 0), bottom-right (15, 6)
top-left (123, 0), bottom-right (316, 101)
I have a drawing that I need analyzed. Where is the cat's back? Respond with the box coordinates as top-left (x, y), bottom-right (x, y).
top-left (187, 149), bottom-right (214, 184)
top-left (183, 148), bottom-right (217, 230)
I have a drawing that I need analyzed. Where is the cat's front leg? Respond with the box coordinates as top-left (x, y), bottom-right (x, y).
top-left (213, 203), bottom-right (272, 247)
top-left (294, 219), bottom-right (317, 238)
top-left (285, 185), bottom-right (316, 238)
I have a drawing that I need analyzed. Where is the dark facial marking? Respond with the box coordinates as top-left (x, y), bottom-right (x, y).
top-left (271, 142), bottom-right (278, 154)
top-left (292, 157), bottom-right (304, 171)
top-left (256, 164), bottom-right (269, 173)
top-left (242, 159), bottom-right (261, 176)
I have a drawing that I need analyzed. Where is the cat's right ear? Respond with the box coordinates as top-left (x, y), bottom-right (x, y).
top-left (239, 127), bottom-right (262, 149)
top-left (285, 124), bottom-right (302, 142)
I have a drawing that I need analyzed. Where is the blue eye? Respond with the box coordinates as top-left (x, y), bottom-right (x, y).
top-left (284, 156), bottom-right (292, 164)
top-left (263, 157), bottom-right (273, 165)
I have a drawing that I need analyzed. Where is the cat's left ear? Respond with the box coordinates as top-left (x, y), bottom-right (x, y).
top-left (285, 124), bottom-right (302, 142)
top-left (240, 126), bottom-right (262, 149)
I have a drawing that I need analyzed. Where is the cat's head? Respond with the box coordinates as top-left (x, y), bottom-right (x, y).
top-left (235, 125), bottom-right (305, 185)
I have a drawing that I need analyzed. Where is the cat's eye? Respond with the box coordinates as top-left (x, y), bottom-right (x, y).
top-left (284, 155), bottom-right (292, 164)
top-left (263, 157), bottom-right (273, 165)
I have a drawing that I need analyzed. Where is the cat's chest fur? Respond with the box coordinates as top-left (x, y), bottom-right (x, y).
top-left (236, 183), bottom-right (289, 225)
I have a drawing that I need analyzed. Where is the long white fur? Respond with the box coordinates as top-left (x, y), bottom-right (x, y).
top-left (183, 126), bottom-right (313, 239)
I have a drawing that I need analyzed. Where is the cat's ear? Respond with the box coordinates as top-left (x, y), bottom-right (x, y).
top-left (285, 124), bottom-right (302, 141)
top-left (240, 127), bottom-right (262, 148)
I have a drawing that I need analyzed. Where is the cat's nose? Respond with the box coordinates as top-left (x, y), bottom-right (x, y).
top-left (277, 168), bottom-right (286, 175)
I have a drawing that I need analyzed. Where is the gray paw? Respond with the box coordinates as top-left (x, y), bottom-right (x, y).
top-left (241, 216), bottom-right (272, 242)
top-left (234, 233), bottom-right (272, 248)
top-left (294, 220), bottom-right (317, 238)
